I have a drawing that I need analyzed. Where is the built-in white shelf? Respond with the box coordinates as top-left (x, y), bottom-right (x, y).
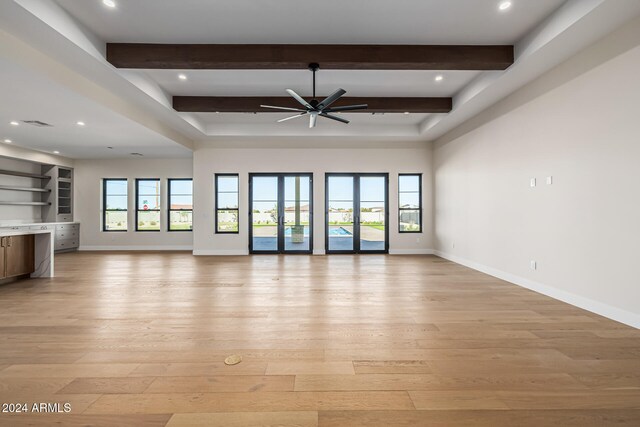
top-left (0, 185), bottom-right (51, 193)
top-left (0, 169), bottom-right (51, 180)
top-left (0, 201), bottom-right (51, 206)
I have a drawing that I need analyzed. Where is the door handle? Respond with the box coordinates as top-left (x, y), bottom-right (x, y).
top-left (0, 237), bottom-right (5, 248)
top-left (7, 237), bottom-right (11, 247)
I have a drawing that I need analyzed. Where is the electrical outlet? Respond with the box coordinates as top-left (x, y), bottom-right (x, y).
top-left (416, 237), bottom-right (421, 243)
top-left (530, 260), bottom-right (537, 270)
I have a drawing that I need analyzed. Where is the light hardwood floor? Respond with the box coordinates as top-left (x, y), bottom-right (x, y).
top-left (0, 252), bottom-right (639, 426)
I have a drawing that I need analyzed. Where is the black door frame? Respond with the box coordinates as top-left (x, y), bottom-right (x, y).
top-left (325, 173), bottom-right (389, 254)
top-left (249, 173), bottom-right (314, 254)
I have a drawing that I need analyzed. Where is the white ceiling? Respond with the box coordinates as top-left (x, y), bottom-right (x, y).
top-left (56, 0), bottom-right (566, 45)
top-left (1, 0), bottom-right (640, 156)
top-left (145, 69), bottom-right (479, 98)
top-left (0, 56), bottom-right (191, 159)
top-left (151, 69), bottom-right (474, 131)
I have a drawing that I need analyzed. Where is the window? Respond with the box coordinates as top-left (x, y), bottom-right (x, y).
top-left (215, 174), bottom-right (239, 233)
top-left (398, 174), bottom-right (422, 233)
top-left (136, 179), bottom-right (161, 231)
top-left (103, 179), bottom-right (128, 232)
top-left (168, 179), bottom-right (193, 231)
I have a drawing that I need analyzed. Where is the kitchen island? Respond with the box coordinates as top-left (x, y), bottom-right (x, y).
top-left (0, 228), bottom-right (54, 279)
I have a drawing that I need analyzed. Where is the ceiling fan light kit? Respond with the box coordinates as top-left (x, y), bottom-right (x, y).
top-left (261, 63), bottom-right (369, 128)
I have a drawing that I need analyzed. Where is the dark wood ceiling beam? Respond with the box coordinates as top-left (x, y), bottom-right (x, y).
top-left (173, 96), bottom-right (452, 113)
top-left (107, 44), bottom-right (513, 70)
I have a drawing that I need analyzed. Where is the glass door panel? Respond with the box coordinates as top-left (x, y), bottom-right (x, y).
top-left (359, 176), bottom-right (386, 252)
top-left (326, 173), bottom-right (388, 254)
top-left (251, 176), bottom-right (279, 252)
top-left (250, 174), bottom-right (313, 254)
top-left (284, 176), bottom-right (311, 252)
top-left (327, 176), bottom-right (355, 252)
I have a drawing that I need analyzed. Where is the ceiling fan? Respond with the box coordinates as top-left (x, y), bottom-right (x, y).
top-left (261, 63), bottom-right (368, 128)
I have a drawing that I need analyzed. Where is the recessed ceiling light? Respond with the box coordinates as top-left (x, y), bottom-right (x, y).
top-left (178, 74), bottom-right (187, 80)
top-left (102, 0), bottom-right (116, 8)
top-left (499, 1), bottom-right (512, 11)
top-left (53, 151), bottom-right (60, 154)
top-left (435, 75), bottom-right (444, 82)
top-left (3, 139), bottom-right (12, 143)
top-left (404, 112), bottom-right (410, 115)
top-left (76, 121), bottom-right (85, 126)
top-left (10, 121), bottom-right (19, 126)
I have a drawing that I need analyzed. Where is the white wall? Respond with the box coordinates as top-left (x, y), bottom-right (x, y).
top-left (433, 18), bottom-right (640, 328)
top-left (74, 158), bottom-right (193, 250)
top-left (193, 143), bottom-right (433, 255)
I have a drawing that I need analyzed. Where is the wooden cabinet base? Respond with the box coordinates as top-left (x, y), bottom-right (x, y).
top-left (1, 234), bottom-right (35, 279)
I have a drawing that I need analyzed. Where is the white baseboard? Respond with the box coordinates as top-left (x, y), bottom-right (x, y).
top-left (192, 249), bottom-right (249, 256)
top-left (79, 245), bottom-right (192, 251)
top-left (434, 250), bottom-right (640, 329)
top-left (389, 249), bottom-right (434, 255)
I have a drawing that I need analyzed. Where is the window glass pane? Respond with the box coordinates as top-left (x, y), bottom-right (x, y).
top-left (168, 179), bottom-right (193, 233)
top-left (217, 210), bottom-right (239, 232)
top-left (138, 180), bottom-right (160, 196)
top-left (360, 177), bottom-right (385, 202)
top-left (398, 175), bottom-right (421, 233)
top-left (399, 175), bottom-right (420, 192)
top-left (105, 195), bottom-right (128, 210)
top-left (104, 179), bottom-right (127, 231)
top-left (218, 192), bottom-right (238, 209)
top-left (252, 177), bottom-right (277, 200)
top-left (284, 176), bottom-right (310, 200)
top-left (400, 210), bottom-right (421, 232)
top-left (106, 180), bottom-right (127, 195)
top-left (170, 211), bottom-right (193, 231)
top-left (137, 210), bottom-right (160, 231)
top-left (170, 180), bottom-right (192, 195)
top-left (170, 195), bottom-right (193, 209)
top-left (217, 176), bottom-right (238, 192)
top-left (328, 176), bottom-right (353, 201)
top-left (105, 211), bottom-right (127, 231)
top-left (216, 175), bottom-right (239, 233)
top-left (399, 192), bottom-right (420, 209)
top-left (137, 196), bottom-right (160, 210)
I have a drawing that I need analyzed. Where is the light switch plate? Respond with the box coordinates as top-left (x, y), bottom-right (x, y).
top-left (530, 260), bottom-right (537, 270)
top-left (530, 178), bottom-right (537, 188)
top-left (546, 176), bottom-right (553, 185)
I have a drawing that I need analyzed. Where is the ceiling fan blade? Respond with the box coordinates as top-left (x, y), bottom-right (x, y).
top-left (318, 88), bottom-right (347, 110)
top-left (277, 112), bottom-right (307, 123)
top-left (286, 89), bottom-right (313, 109)
top-left (261, 105), bottom-right (306, 112)
top-left (323, 104), bottom-right (368, 113)
top-left (320, 113), bottom-right (350, 124)
top-left (309, 113), bottom-right (318, 128)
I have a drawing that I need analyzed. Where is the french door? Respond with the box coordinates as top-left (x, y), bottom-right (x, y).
top-left (325, 173), bottom-right (389, 254)
top-left (249, 173), bottom-right (313, 254)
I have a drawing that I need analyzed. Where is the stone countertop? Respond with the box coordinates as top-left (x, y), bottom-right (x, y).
top-left (0, 229), bottom-right (54, 237)
top-left (0, 222), bottom-right (79, 227)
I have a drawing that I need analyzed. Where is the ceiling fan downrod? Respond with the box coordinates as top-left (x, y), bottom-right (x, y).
top-left (309, 62), bottom-right (319, 101)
